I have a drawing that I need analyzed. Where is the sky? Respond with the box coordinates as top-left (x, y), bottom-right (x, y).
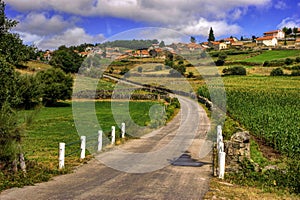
top-left (4, 0), bottom-right (300, 50)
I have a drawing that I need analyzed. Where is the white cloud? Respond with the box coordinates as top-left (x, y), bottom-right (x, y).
top-left (6, 0), bottom-right (271, 49)
top-left (13, 12), bottom-right (74, 36)
top-left (37, 27), bottom-right (105, 50)
top-left (298, 2), bottom-right (300, 7)
top-left (175, 18), bottom-right (241, 38)
top-left (277, 17), bottom-right (300, 29)
top-left (274, 0), bottom-right (288, 10)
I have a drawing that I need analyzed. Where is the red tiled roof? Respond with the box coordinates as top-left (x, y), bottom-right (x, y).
top-left (264, 30), bottom-right (281, 34)
top-left (256, 36), bottom-right (275, 41)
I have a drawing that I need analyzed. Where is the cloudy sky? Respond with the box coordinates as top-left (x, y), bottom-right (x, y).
top-left (5, 0), bottom-right (300, 50)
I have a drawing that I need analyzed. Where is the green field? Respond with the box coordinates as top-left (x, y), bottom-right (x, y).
top-left (244, 50), bottom-right (300, 63)
top-left (0, 100), bottom-right (165, 191)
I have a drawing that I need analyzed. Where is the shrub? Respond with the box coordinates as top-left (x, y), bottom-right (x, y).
top-left (291, 70), bottom-right (300, 76)
top-left (291, 65), bottom-right (300, 70)
top-left (222, 66), bottom-right (246, 76)
top-left (137, 66), bottom-right (143, 73)
top-left (36, 68), bottom-right (73, 106)
top-left (215, 59), bottom-right (225, 66)
top-left (120, 67), bottom-right (129, 75)
top-left (295, 57), bottom-right (300, 63)
top-left (270, 68), bottom-right (284, 76)
top-left (285, 58), bottom-right (293, 65)
top-left (154, 65), bottom-right (162, 71)
top-left (263, 61), bottom-right (269, 67)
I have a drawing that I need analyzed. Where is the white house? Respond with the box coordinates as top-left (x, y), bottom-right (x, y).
top-left (256, 36), bottom-right (278, 46)
top-left (263, 30), bottom-right (285, 39)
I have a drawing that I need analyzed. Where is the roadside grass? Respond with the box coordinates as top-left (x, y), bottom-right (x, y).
top-left (0, 100), bottom-right (171, 191)
top-left (244, 50), bottom-right (300, 63)
top-left (204, 178), bottom-right (299, 200)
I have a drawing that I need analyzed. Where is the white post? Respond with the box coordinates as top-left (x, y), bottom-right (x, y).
top-left (111, 126), bottom-right (115, 145)
top-left (121, 123), bottom-right (125, 138)
top-left (217, 125), bottom-right (223, 151)
top-left (218, 152), bottom-right (226, 179)
top-left (59, 143), bottom-right (65, 169)
top-left (80, 136), bottom-right (86, 159)
top-left (218, 141), bottom-right (224, 153)
top-left (98, 130), bottom-right (103, 152)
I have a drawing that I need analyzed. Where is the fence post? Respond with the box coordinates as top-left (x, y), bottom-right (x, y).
top-left (80, 136), bottom-right (86, 159)
top-left (98, 130), bottom-right (103, 152)
top-left (121, 122), bottom-right (125, 138)
top-left (217, 125), bottom-right (223, 150)
top-left (59, 142), bottom-right (65, 169)
top-left (218, 141), bottom-right (224, 153)
top-left (218, 152), bottom-right (226, 179)
top-left (111, 126), bottom-right (115, 145)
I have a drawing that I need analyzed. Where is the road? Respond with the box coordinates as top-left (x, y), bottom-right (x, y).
top-left (0, 96), bottom-right (212, 200)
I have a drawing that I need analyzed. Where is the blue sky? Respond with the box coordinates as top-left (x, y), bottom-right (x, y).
top-left (4, 0), bottom-right (300, 50)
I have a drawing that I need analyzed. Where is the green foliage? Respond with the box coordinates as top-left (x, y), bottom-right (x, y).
top-left (295, 57), bottom-right (300, 63)
top-left (291, 70), bottom-right (300, 76)
top-left (190, 36), bottom-right (196, 43)
top-left (226, 158), bottom-right (300, 194)
top-left (0, 103), bottom-right (22, 164)
top-left (137, 66), bottom-right (143, 73)
top-left (224, 76), bottom-right (300, 158)
top-left (120, 67), bottom-right (130, 75)
top-left (0, 57), bottom-right (20, 108)
top-left (16, 74), bottom-right (41, 109)
top-left (270, 68), bottom-right (284, 76)
top-left (154, 65), bottom-right (162, 71)
top-left (98, 39), bottom-right (158, 49)
top-left (222, 66), bottom-right (246, 76)
top-left (49, 45), bottom-right (84, 73)
top-left (36, 68), bottom-right (73, 106)
top-left (284, 58), bottom-right (293, 65)
top-left (208, 27), bottom-right (215, 41)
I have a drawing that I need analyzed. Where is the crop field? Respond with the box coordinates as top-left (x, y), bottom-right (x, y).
top-left (224, 76), bottom-right (300, 157)
top-left (244, 50), bottom-right (300, 63)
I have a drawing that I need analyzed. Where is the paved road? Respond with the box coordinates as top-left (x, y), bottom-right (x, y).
top-left (0, 96), bottom-right (212, 200)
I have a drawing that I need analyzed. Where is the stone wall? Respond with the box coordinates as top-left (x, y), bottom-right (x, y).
top-left (224, 131), bottom-right (251, 172)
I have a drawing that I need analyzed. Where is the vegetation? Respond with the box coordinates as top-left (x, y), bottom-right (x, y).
top-left (270, 68), bottom-right (284, 76)
top-left (49, 45), bottom-right (84, 73)
top-left (222, 66), bottom-right (246, 76)
top-left (208, 27), bottom-right (215, 41)
top-left (36, 68), bottom-right (73, 106)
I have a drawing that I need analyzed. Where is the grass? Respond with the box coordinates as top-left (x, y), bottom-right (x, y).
top-left (0, 100), bottom-right (170, 191)
top-left (244, 50), bottom-right (300, 63)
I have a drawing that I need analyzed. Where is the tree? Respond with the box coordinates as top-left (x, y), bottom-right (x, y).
top-left (137, 66), bottom-right (143, 73)
top-left (0, 0), bottom-right (33, 66)
top-left (36, 68), bottom-right (73, 106)
top-left (240, 36), bottom-right (244, 41)
top-left (270, 68), bottom-right (284, 76)
top-left (293, 27), bottom-right (298, 38)
top-left (49, 45), bottom-right (84, 73)
top-left (190, 36), bottom-right (196, 43)
top-left (159, 40), bottom-right (165, 47)
top-left (208, 27), bottom-right (215, 41)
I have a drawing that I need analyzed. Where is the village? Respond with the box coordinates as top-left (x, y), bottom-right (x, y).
top-left (41, 28), bottom-right (300, 61)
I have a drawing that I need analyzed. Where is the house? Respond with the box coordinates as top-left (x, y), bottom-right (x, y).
top-left (295, 38), bottom-right (300, 47)
top-left (43, 50), bottom-right (52, 61)
top-left (256, 36), bottom-right (278, 46)
top-left (231, 42), bottom-right (244, 49)
top-left (263, 30), bottom-right (285, 39)
top-left (187, 43), bottom-right (203, 51)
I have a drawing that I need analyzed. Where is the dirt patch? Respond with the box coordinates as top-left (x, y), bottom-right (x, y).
top-left (251, 135), bottom-right (282, 160)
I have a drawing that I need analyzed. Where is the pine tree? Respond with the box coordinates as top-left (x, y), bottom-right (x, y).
top-left (208, 27), bottom-right (215, 41)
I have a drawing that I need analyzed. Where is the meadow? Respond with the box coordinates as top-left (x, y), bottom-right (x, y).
top-left (0, 101), bottom-right (163, 191)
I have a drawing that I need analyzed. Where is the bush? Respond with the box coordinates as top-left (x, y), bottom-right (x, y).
top-left (291, 70), bottom-right (300, 76)
top-left (222, 66), bottom-right (246, 76)
top-left (154, 65), bottom-right (162, 71)
top-left (295, 57), bottom-right (300, 63)
top-left (215, 59), bottom-right (225, 66)
top-left (120, 67), bottom-right (130, 75)
top-left (36, 68), bottom-right (73, 106)
top-left (263, 61), bottom-right (269, 67)
top-left (285, 58), bottom-right (293, 65)
top-left (270, 68), bottom-right (284, 76)
top-left (137, 66), bottom-right (143, 73)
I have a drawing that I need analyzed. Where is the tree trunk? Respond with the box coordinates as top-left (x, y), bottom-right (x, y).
top-left (19, 153), bottom-right (26, 175)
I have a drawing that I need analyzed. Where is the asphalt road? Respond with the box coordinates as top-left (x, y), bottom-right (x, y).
top-left (0, 96), bottom-right (212, 200)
